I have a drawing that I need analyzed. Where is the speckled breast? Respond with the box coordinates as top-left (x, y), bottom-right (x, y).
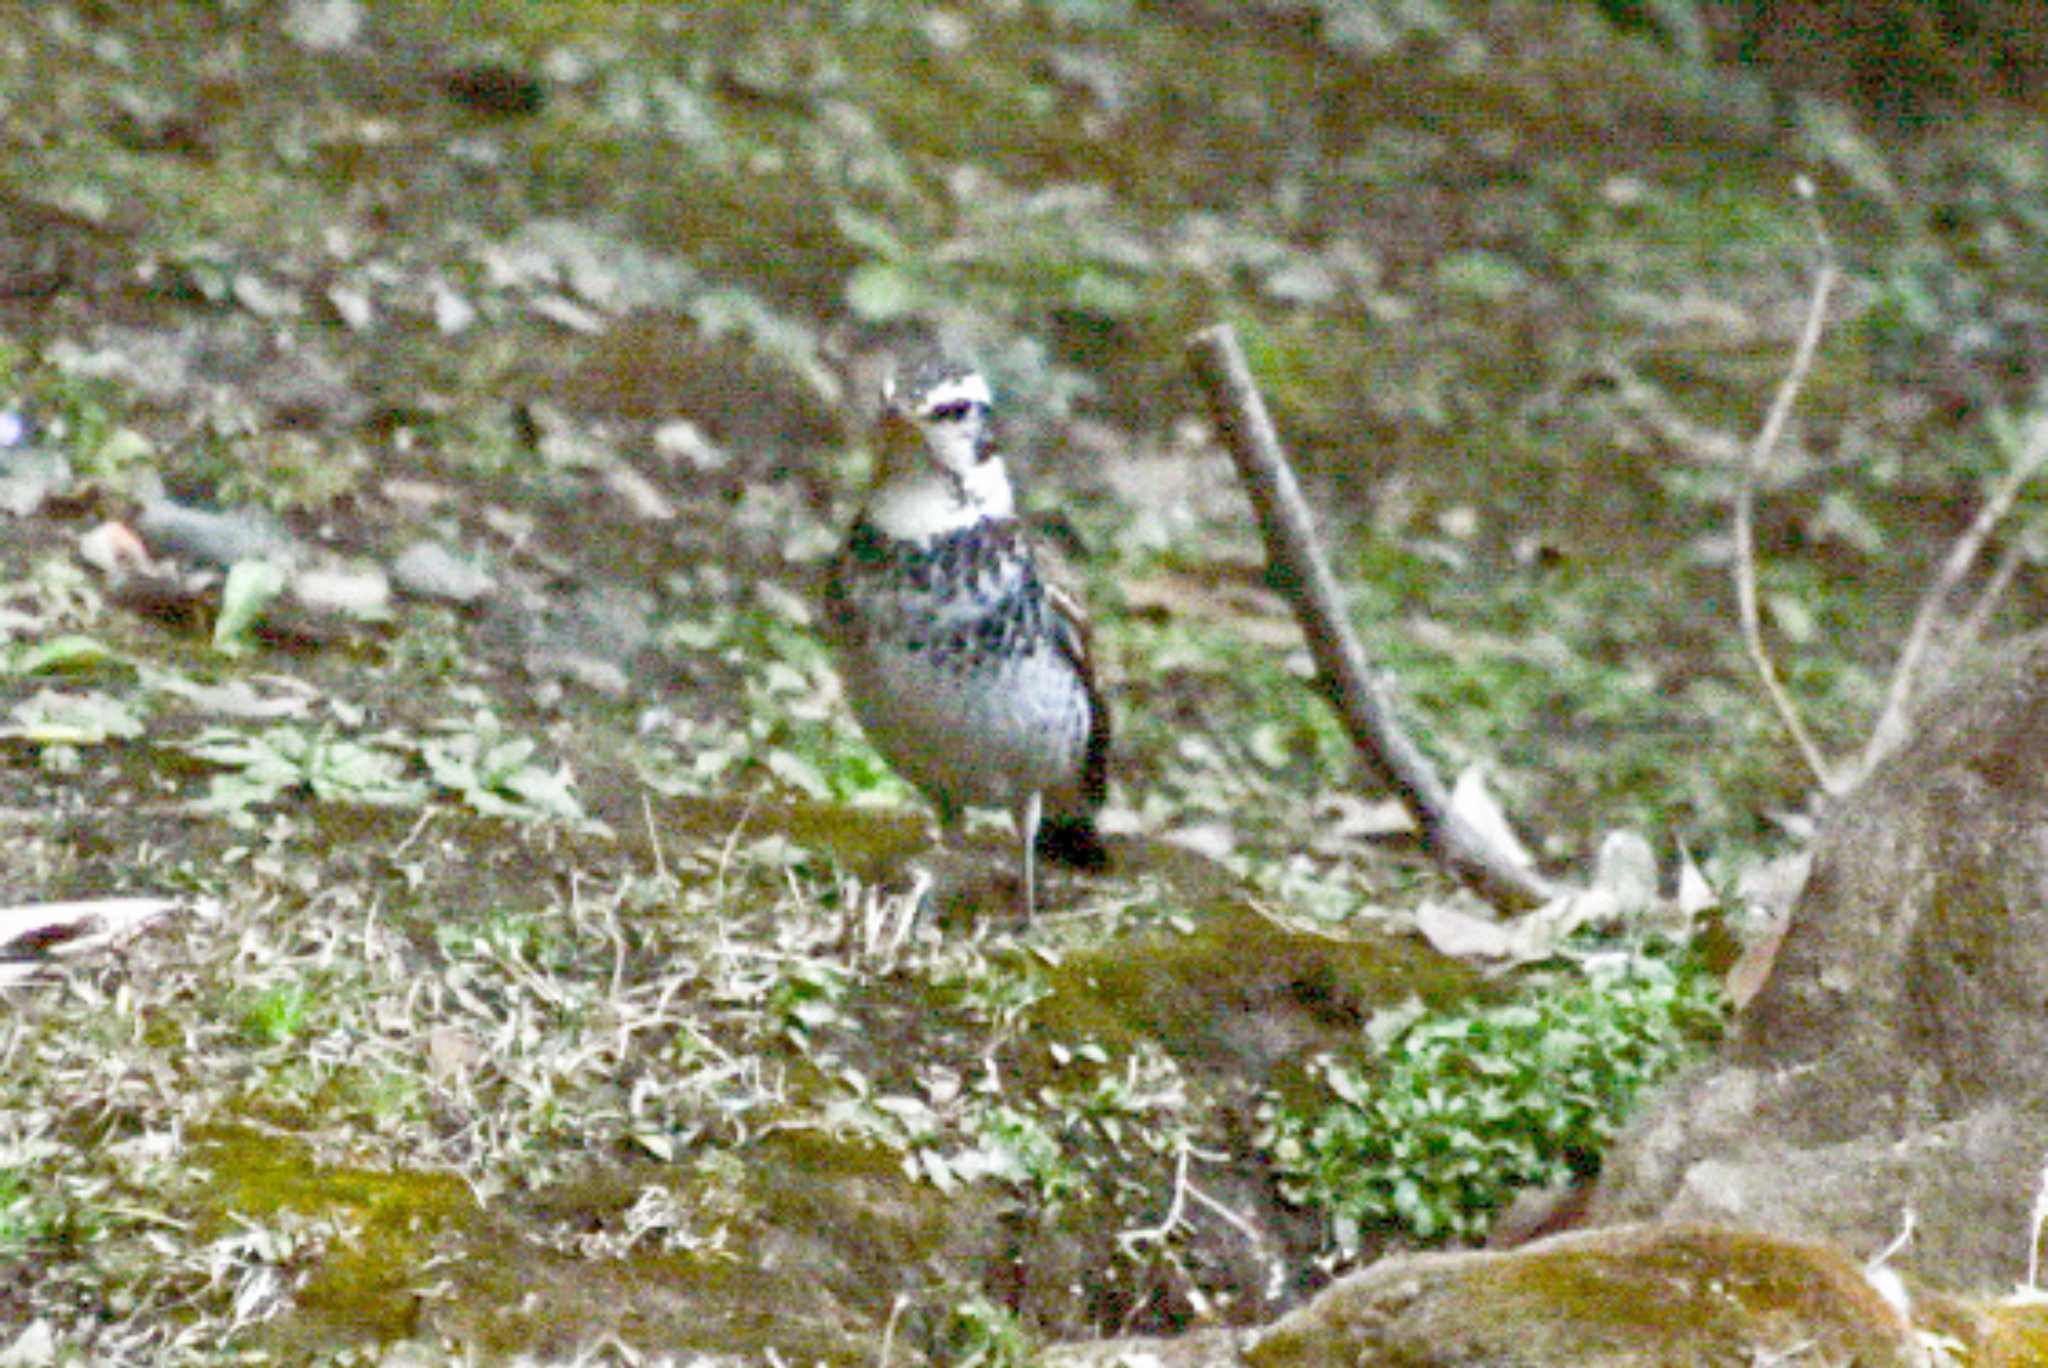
top-left (826, 520), bottom-right (1095, 817)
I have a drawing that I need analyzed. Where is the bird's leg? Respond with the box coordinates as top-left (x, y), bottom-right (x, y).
top-left (931, 793), bottom-right (961, 855)
top-left (1014, 789), bottom-right (1043, 919)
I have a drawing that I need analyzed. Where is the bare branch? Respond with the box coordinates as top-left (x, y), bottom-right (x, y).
top-left (1953, 534), bottom-right (2028, 652)
top-left (1186, 324), bottom-right (1562, 910)
top-left (1733, 187), bottom-right (1843, 794)
top-left (1856, 409), bottom-right (2048, 780)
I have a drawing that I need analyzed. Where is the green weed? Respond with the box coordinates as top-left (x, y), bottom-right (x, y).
top-left (1265, 953), bottom-right (1725, 1246)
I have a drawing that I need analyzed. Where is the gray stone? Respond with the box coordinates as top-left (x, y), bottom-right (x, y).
top-left (0, 446), bottom-right (70, 518)
top-left (392, 540), bottom-right (497, 606)
top-left (1591, 627), bottom-right (2048, 1291)
top-left (282, 0), bottom-right (362, 51)
top-left (1235, 1224), bottom-right (1921, 1367)
top-left (137, 498), bottom-right (299, 569)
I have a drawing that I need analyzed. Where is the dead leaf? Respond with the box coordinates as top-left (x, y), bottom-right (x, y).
top-left (0, 896), bottom-right (215, 985)
top-left (1591, 830), bottom-right (1657, 915)
top-left (1415, 885), bottom-right (1614, 967)
top-left (1162, 822), bottom-right (1236, 862)
top-left (604, 463), bottom-right (676, 521)
top-left (1449, 768), bottom-right (1536, 870)
top-left (426, 1025), bottom-right (483, 1085)
top-left (77, 521), bottom-right (159, 580)
top-left (1726, 915), bottom-right (1790, 1010)
top-left (1677, 843), bottom-right (1718, 916)
top-left (1414, 896), bottom-right (1516, 960)
top-left (150, 672), bottom-right (318, 721)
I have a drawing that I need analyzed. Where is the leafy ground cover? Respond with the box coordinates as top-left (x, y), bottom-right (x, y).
top-left (2, 0), bottom-right (2045, 1362)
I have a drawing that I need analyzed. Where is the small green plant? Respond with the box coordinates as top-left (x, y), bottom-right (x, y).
top-left (659, 599), bottom-right (915, 806)
top-left (423, 711), bottom-right (585, 822)
top-left (0, 1165), bottom-right (40, 1254)
top-left (1265, 954), bottom-right (1725, 1246)
top-left (212, 560), bottom-right (288, 655)
top-left (185, 724), bottom-right (428, 815)
top-left (0, 634), bottom-right (116, 677)
top-left (944, 1293), bottom-right (1040, 1368)
top-left (237, 982), bottom-right (312, 1047)
top-left (969, 1105), bottom-right (1085, 1209)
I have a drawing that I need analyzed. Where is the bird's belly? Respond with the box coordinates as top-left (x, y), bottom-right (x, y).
top-left (840, 637), bottom-right (1091, 812)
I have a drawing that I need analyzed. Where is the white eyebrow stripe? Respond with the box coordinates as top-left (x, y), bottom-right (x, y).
top-left (922, 372), bottom-right (991, 412)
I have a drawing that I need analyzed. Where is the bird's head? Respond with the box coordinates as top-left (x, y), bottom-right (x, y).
top-left (867, 359), bottom-right (1013, 532)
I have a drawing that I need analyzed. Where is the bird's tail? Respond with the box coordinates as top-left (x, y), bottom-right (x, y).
top-left (1036, 813), bottom-right (1109, 870)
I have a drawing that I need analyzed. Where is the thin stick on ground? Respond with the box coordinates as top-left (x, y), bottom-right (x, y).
top-left (1187, 324), bottom-right (1562, 911)
top-left (1733, 181), bottom-right (1842, 794)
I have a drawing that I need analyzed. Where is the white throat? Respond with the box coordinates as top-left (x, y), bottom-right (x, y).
top-left (865, 457), bottom-right (1015, 541)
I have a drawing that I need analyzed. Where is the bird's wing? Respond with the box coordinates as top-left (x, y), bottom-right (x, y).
top-left (1033, 534), bottom-right (1112, 808)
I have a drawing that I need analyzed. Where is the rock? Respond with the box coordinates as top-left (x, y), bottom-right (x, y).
top-left (288, 562), bottom-right (390, 619)
top-left (392, 540), bottom-right (497, 606)
top-left (136, 498), bottom-right (299, 569)
top-left (1049, 1224), bottom-right (2048, 1366)
top-left (282, 0), bottom-right (362, 52)
top-left (1242, 1225), bottom-right (1918, 1367)
top-left (0, 439), bottom-right (70, 518)
top-left (1590, 627), bottom-right (2048, 1291)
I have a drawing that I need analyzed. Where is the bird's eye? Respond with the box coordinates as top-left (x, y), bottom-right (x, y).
top-left (927, 400), bottom-right (974, 423)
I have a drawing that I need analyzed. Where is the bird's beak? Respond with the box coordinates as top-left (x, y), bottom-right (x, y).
top-left (876, 398), bottom-right (916, 438)
top-left (874, 400), bottom-right (923, 474)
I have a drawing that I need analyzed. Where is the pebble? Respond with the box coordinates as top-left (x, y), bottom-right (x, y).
top-left (391, 541), bottom-right (497, 606)
top-left (136, 499), bottom-right (299, 569)
top-left (290, 562), bottom-right (391, 620)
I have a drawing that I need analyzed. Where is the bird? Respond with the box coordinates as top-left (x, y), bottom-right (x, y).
top-left (823, 357), bottom-right (1110, 918)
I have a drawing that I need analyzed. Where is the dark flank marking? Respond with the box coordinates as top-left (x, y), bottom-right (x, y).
top-left (831, 518), bottom-right (1046, 659)
top-left (1037, 811), bottom-right (1108, 870)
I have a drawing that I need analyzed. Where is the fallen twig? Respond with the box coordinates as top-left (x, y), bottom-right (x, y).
top-left (1187, 324), bottom-right (1561, 910)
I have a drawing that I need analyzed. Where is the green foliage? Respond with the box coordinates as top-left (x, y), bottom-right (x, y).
top-left (764, 958), bottom-right (851, 1038)
top-left (211, 560), bottom-right (288, 655)
top-left (969, 1105), bottom-right (1085, 1208)
top-left (0, 1163), bottom-right (51, 1255)
top-left (944, 1293), bottom-right (1041, 1368)
top-left (1, 634), bottom-right (116, 677)
top-left (1265, 954), bottom-right (1725, 1246)
top-left (181, 714), bottom-right (587, 825)
top-left (423, 711), bottom-right (586, 822)
top-left (657, 599), bottom-right (916, 806)
top-left (215, 432), bottom-right (368, 513)
top-left (237, 982), bottom-right (312, 1047)
top-left (185, 725), bottom-right (428, 815)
